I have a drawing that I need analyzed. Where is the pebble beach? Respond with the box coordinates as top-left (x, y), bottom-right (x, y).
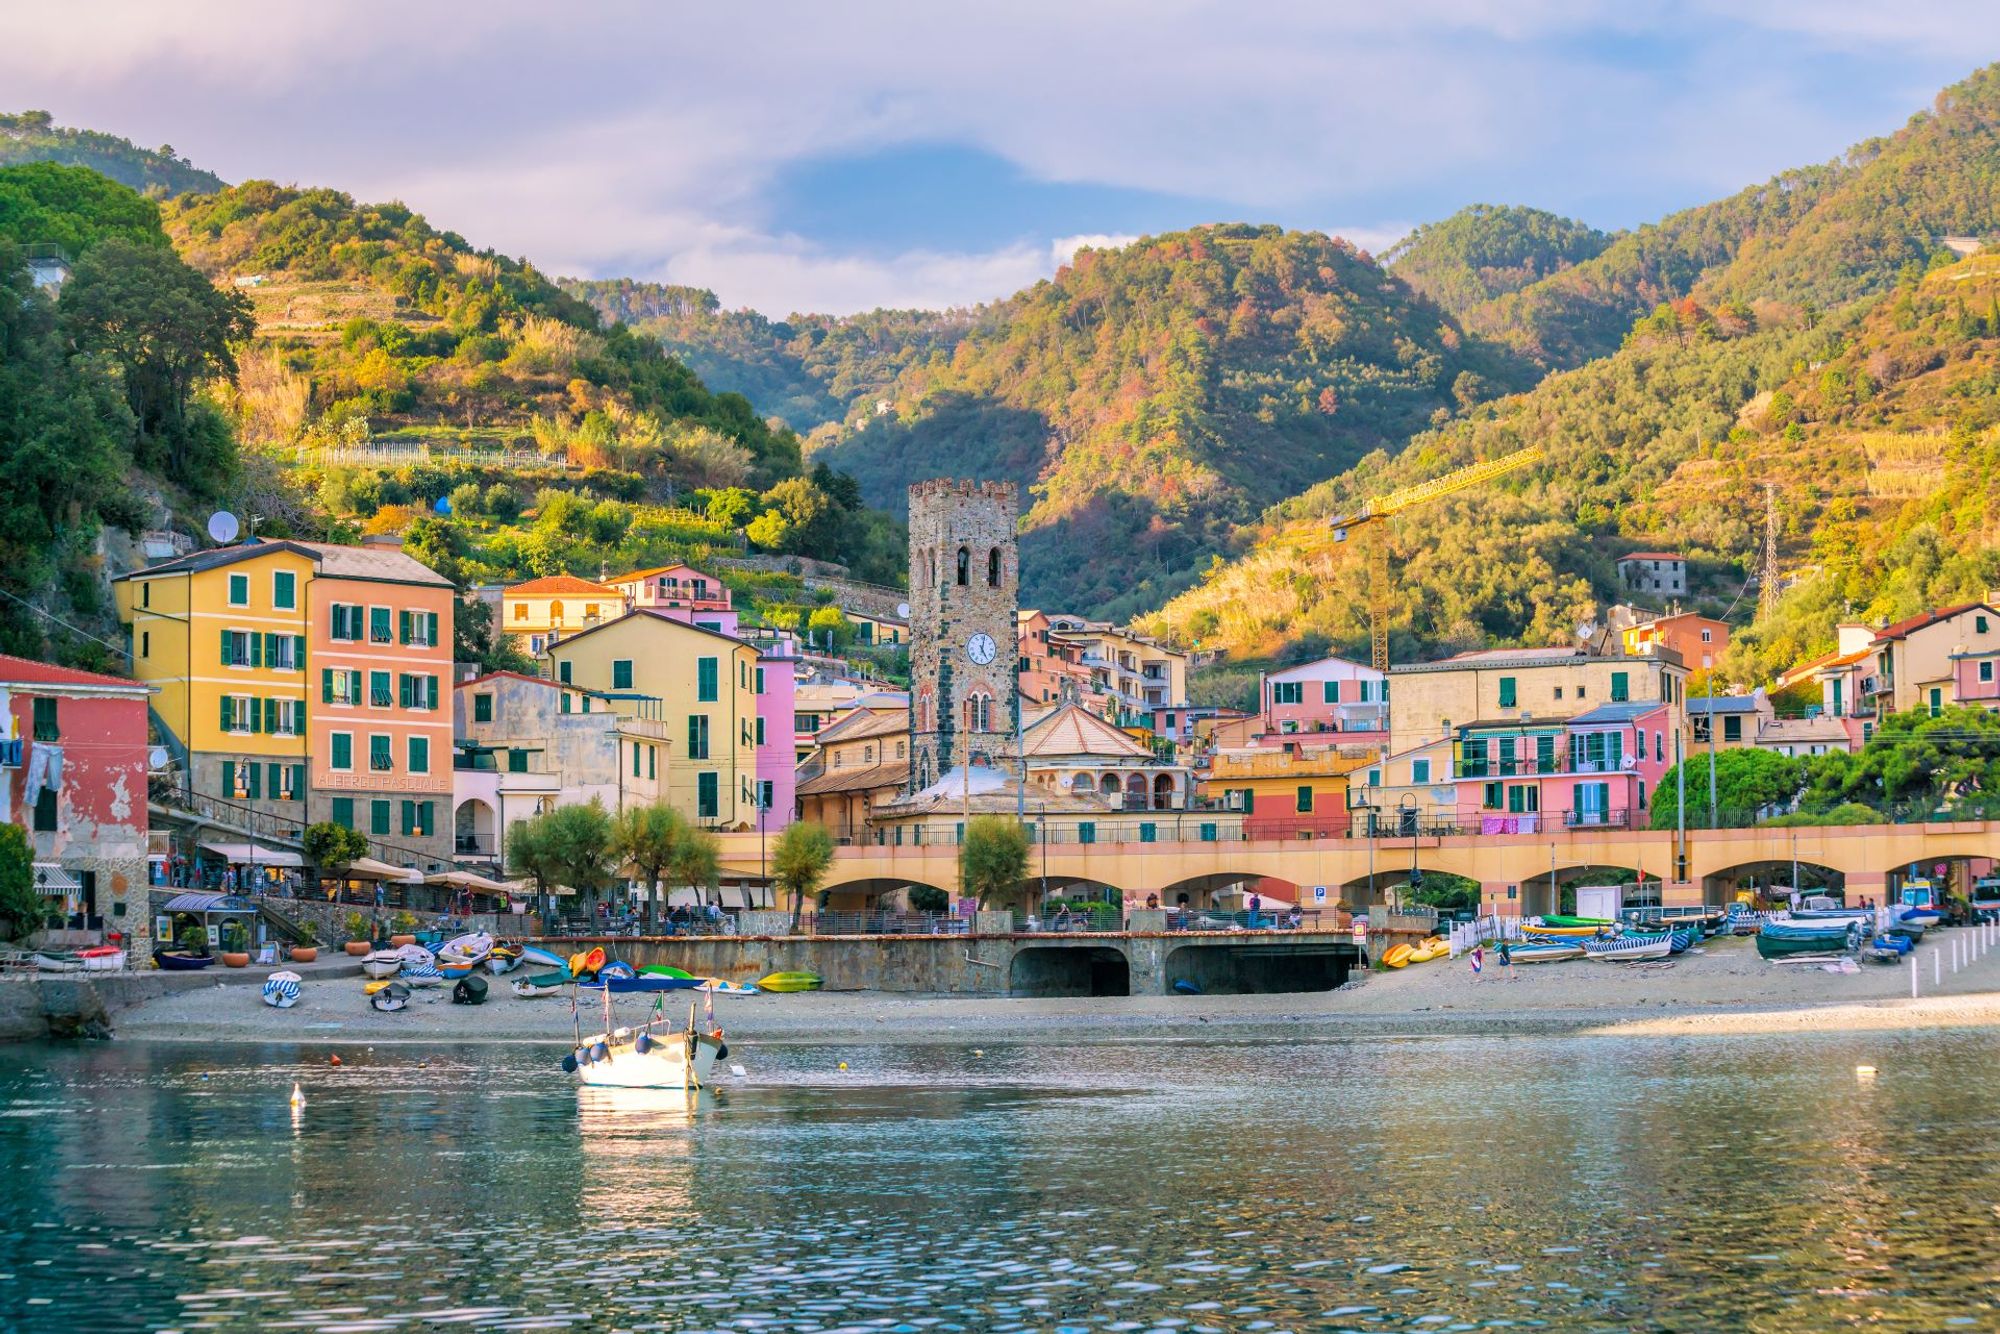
top-left (107, 931), bottom-right (2000, 1047)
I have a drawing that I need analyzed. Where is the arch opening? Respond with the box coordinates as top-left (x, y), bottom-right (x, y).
top-left (1165, 943), bottom-right (1358, 995)
top-left (1010, 945), bottom-right (1130, 997)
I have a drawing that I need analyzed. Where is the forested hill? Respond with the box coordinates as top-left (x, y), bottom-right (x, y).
top-left (0, 110), bottom-right (224, 196)
top-left (562, 278), bottom-right (970, 433)
top-left (1459, 63), bottom-right (2000, 369)
top-left (1382, 205), bottom-right (1610, 319)
top-left (811, 225), bottom-right (1536, 616)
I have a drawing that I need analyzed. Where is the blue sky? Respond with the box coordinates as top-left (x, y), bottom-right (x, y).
top-left (2, 2), bottom-right (1994, 314)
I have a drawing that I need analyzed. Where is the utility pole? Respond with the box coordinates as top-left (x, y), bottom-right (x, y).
top-left (1675, 726), bottom-right (1687, 884)
top-left (1759, 483), bottom-right (1781, 624)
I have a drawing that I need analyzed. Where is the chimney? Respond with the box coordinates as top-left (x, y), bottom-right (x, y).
top-left (360, 532), bottom-right (403, 550)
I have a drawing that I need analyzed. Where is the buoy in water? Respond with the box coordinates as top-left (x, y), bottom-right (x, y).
top-left (837, 1061), bottom-right (848, 1071)
top-left (972, 1049), bottom-right (984, 1058)
top-left (1856, 1064), bottom-right (1878, 1079)
top-left (290, 1082), bottom-right (305, 1109)
top-left (328, 1054), bottom-right (342, 1067)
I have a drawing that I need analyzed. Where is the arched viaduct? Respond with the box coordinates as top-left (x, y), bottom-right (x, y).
top-left (716, 820), bottom-right (2000, 913)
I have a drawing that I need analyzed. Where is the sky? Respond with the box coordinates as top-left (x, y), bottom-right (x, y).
top-left (3, 2), bottom-right (1995, 316)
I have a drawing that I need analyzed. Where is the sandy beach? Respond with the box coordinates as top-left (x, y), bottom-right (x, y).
top-left (106, 930), bottom-right (2000, 1046)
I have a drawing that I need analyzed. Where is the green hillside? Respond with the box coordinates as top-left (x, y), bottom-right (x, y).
top-left (1383, 205), bottom-right (1611, 318)
top-left (0, 110), bottom-right (224, 197)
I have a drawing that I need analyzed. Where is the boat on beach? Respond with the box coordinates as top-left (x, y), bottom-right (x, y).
top-left (755, 971), bottom-right (823, 992)
top-left (262, 970), bottom-right (302, 1008)
top-left (32, 952), bottom-right (81, 973)
top-left (512, 973), bottom-right (568, 999)
top-left (154, 950), bottom-right (214, 971)
top-left (77, 946), bottom-right (126, 972)
top-left (1756, 918), bottom-right (1858, 959)
top-left (361, 950), bottom-right (404, 979)
top-left (1583, 930), bottom-right (1672, 961)
top-left (1506, 941), bottom-right (1584, 964)
top-left (369, 981), bottom-right (411, 1012)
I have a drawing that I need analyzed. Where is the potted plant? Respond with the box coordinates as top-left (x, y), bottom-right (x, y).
top-left (178, 921), bottom-right (210, 956)
top-left (289, 920), bottom-right (319, 964)
top-left (389, 910), bottom-right (418, 947)
top-left (342, 910), bottom-right (371, 956)
top-left (219, 920), bottom-right (251, 968)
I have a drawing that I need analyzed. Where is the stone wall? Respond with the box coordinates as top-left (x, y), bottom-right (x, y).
top-left (905, 478), bottom-right (1020, 790)
top-left (146, 890), bottom-right (523, 948)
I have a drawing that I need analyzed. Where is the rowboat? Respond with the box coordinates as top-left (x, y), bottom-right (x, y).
top-left (400, 961), bottom-right (444, 987)
top-left (511, 973), bottom-right (568, 999)
top-left (155, 950), bottom-right (214, 971)
top-left (755, 971), bottom-right (823, 992)
top-left (484, 944), bottom-right (523, 976)
top-left (77, 946), bottom-right (126, 972)
top-left (1756, 919), bottom-right (1857, 959)
top-left (262, 970), bottom-right (302, 1008)
top-left (1667, 927), bottom-right (1699, 955)
top-left (1583, 931), bottom-right (1672, 962)
top-left (436, 931), bottom-right (494, 975)
top-left (1521, 923), bottom-right (1607, 938)
top-left (32, 952), bottom-right (81, 973)
top-left (361, 950), bottom-right (404, 979)
top-left (1506, 941), bottom-right (1584, 964)
top-left (369, 981), bottom-right (410, 1012)
top-left (1538, 915), bottom-right (1615, 929)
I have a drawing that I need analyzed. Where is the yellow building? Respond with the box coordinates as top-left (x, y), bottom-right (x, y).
top-left (116, 543), bottom-right (317, 822)
top-left (1202, 742), bottom-right (1376, 837)
top-left (499, 575), bottom-right (625, 655)
top-left (1046, 617), bottom-right (1189, 720)
top-left (546, 610), bottom-right (762, 829)
top-left (1387, 647), bottom-right (1688, 755)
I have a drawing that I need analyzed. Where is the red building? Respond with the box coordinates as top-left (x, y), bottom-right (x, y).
top-left (0, 656), bottom-right (153, 949)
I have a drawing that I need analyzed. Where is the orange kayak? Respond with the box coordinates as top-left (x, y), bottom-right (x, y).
top-left (567, 946), bottom-right (608, 979)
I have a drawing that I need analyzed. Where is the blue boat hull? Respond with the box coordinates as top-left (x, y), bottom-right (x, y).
top-left (579, 975), bottom-right (703, 994)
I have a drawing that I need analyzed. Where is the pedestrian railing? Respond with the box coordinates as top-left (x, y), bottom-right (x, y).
top-left (809, 911), bottom-right (972, 936)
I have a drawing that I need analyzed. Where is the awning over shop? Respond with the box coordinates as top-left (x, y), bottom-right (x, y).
top-left (342, 857), bottom-right (424, 883)
top-left (199, 842), bottom-right (305, 868)
top-left (425, 869), bottom-right (517, 895)
top-left (160, 892), bottom-right (258, 913)
top-left (31, 863), bottom-right (80, 895)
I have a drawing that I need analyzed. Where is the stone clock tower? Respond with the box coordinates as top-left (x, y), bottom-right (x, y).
top-left (906, 478), bottom-right (1020, 791)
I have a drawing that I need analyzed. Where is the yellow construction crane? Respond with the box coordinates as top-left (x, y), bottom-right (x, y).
top-left (1328, 445), bottom-right (1545, 671)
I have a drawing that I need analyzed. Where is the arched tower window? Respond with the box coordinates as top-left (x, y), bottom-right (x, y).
top-left (917, 689), bottom-right (934, 733)
top-left (964, 691), bottom-right (992, 732)
top-left (987, 547), bottom-right (1001, 587)
top-left (956, 546), bottom-right (970, 586)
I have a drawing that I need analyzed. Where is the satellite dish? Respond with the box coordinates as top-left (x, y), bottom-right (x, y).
top-left (206, 511), bottom-right (240, 544)
top-left (146, 746), bottom-right (170, 771)
top-left (896, 602), bottom-right (911, 619)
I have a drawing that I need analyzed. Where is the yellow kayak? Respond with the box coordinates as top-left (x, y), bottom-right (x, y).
top-left (1383, 943), bottom-right (1414, 968)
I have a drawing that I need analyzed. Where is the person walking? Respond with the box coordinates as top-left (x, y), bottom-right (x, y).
top-left (1468, 942), bottom-right (1485, 981)
top-left (1497, 936), bottom-right (1515, 981)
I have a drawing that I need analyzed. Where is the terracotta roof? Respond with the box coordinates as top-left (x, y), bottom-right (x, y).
top-left (117, 537), bottom-right (452, 588)
top-left (1873, 603), bottom-right (1991, 642)
top-left (548, 608), bottom-right (749, 652)
top-left (797, 760), bottom-right (909, 796)
top-left (505, 575), bottom-right (621, 596)
top-left (605, 563), bottom-right (707, 584)
top-left (1814, 649), bottom-right (1873, 671)
top-left (0, 654), bottom-right (147, 691)
top-left (1023, 702), bottom-right (1153, 759)
top-left (816, 707), bottom-right (908, 744)
top-left (1619, 551), bottom-right (1685, 563)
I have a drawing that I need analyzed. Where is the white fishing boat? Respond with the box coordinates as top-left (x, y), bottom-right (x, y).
top-left (77, 946), bottom-right (126, 972)
top-left (565, 992), bottom-right (727, 1091)
top-left (32, 952), bottom-right (82, 974)
top-left (262, 970), bottom-right (302, 1008)
top-left (360, 950), bottom-right (404, 979)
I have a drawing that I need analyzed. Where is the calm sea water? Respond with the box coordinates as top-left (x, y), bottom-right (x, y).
top-left (0, 1028), bottom-right (1996, 1332)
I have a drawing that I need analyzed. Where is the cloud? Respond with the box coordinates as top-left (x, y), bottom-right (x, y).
top-left (0, 2), bottom-right (1983, 313)
top-left (1051, 234), bottom-right (1139, 267)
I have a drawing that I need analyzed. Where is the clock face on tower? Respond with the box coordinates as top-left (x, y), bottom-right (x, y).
top-left (966, 632), bottom-right (997, 665)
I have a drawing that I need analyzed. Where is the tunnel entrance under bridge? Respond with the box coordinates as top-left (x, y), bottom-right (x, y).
top-left (1164, 942), bottom-right (1360, 995)
top-left (1008, 945), bottom-right (1131, 997)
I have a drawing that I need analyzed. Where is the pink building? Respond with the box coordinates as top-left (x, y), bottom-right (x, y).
top-left (608, 564), bottom-right (740, 636)
top-left (755, 646), bottom-right (798, 833)
top-left (0, 656), bottom-right (153, 946)
top-left (1453, 700), bottom-right (1672, 833)
top-left (1260, 655), bottom-right (1387, 743)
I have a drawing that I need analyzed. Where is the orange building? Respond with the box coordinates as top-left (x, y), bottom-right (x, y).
top-left (1623, 612), bottom-right (1730, 673)
top-left (307, 546), bottom-right (457, 860)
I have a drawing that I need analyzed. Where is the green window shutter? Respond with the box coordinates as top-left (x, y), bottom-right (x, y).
top-left (264, 698), bottom-right (278, 733)
top-left (349, 670), bottom-right (362, 703)
top-left (697, 772), bottom-right (718, 819)
top-left (264, 632), bottom-right (278, 667)
top-left (427, 612), bottom-right (439, 646)
top-left (1413, 759), bottom-right (1430, 784)
top-left (508, 749), bottom-right (527, 774)
top-left (331, 733), bottom-right (351, 770)
top-left (220, 628), bottom-right (232, 663)
top-left (648, 746), bottom-right (656, 780)
top-left (474, 693), bottom-right (492, 723)
top-left (410, 737), bottom-right (428, 774)
top-left (331, 797), bottom-right (353, 829)
top-left (322, 669), bottom-right (334, 703)
top-left (559, 660), bottom-right (572, 684)
top-left (697, 657), bottom-right (718, 702)
top-left (291, 764), bottom-right (304, 798)
top-left (246, 763), bottom-right (261, 800)
top-left (560, 693), bottom-right (571, 715)
top-left (632, 742), bottom-right (641, 778)
top-left (1325, 680), bottom-right (1339, 703)
top-left (1200, 822), bottom-right (1217, 842)
top-left (399, 610), bottom-right (412, 645)
top-left (401, 800), bottom-right (414, 835)
top-left (1079, 822), bottom-right (1095, 845)
top-left (221, 694), bottom-right (234, 730)
top-left (399, 675), bottom-right (412, 708)
top-left (294, 635), bottom-right (307, 668)
top-left (1140, 822), bottom-right (1156, 843)
top-left (371, 800), bottom-right (390, 836)
top-left (420, 801), bottom-right (434, 836)
top-left (221, 760), bottom-right (235, 798)
top-left (1297, 785), bottom-right (1313, 813)
top-left (248, 632), bottom-right (262, 668)
top-left (755, 717), bottom-right (765, 746)
top-left (613, 659), bottom-right (633, 690)
top-left (274, 570), bottom-right (295, 610)
top-left (1611, 671), bottom-right (1629, 702)
top-left (1498, 677), bottom-right (1517, 708)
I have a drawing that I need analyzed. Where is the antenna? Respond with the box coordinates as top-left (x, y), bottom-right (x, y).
top-left (206, 511), bottom-right (240, 545)
top-left (1759, 484), bottom-right (1780, 622)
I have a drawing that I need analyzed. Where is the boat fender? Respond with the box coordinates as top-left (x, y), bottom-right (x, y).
top-left (589, 1042), bottom-right (610, 1063)
top-left (560, 1053), bottom-right (578, 1073)
top-left (633, 1032), bottom-right (653, 1054)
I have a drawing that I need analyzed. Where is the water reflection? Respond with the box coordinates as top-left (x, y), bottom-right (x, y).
top-left (0, 1032), bottom-right (1996, 1331)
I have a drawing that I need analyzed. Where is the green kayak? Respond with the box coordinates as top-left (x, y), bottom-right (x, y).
top-left (1540, 915), bottom-right (1615, 928)
top-left (638, 964), bottom-right (695, 979)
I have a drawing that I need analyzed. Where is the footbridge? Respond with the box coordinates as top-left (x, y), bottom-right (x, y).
top-left (718, 820), bottom-right (2000, 914)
